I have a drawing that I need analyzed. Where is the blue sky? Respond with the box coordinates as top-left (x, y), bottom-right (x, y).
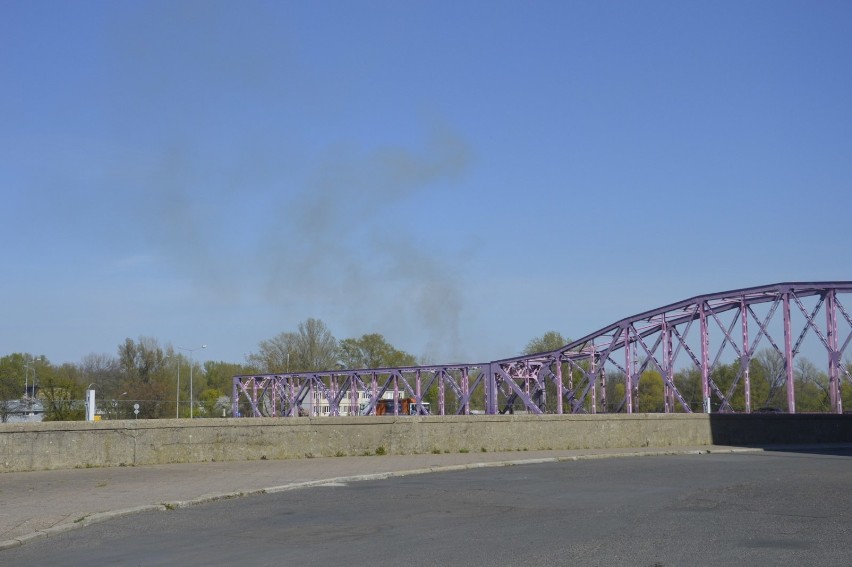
top-left (2, 0), bottom-right (851, 367)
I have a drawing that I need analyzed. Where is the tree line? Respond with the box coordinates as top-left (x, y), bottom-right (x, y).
top-left (0, 318), bottom-right (418, 421)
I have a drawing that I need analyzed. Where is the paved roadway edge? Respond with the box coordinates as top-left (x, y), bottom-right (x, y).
top-left (0, 446), bottom-right (765, 552)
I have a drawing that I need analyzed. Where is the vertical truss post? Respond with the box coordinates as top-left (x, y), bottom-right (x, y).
top-left (600, 364), bottom-right (607, 413)
top-left (461, 367), bottom-right (470, 415)
top-left (270, 377), bottom-right (280, 417)
top-left (590, 351), bottom-right (597, 414)
top-left (486, 363), bottom-right (498, 415)
top-left (827, 289), bottom-right (841, 414)
top-left (439, 370), bottom-right (446, 415)
top-left (328, 375), bottom-right (336, 417)
top-left (370, 372), bottom-right (378, 416)
top-left (741, 300), bottom-right (752, 413)
top-left (662, 321), bottom-right (672, 414)
top-left (309, 377), bottom-right (316, 416)
top-left (232, 378), bottom-right (239, 417)
top-left (700, 301), bottom-right (711, 413)
top-left (413, 369), bottom-right (421, 415)
top-left (783, 291), bottom-right (797, 414)
top-left (393, 373), bottom-right (400, 416)
top-left (633, 345), bottom-right (640, 413)
top-left (556, 357), bottom-right (563, 415)
top-left (252, 378), bottom-right (260, 417)
top-left (350, 374), bottom-right (358, 417)
top-left (624, 327), bottom-right (633, 414)
top-left (461, 366), bottom-right (470, 415)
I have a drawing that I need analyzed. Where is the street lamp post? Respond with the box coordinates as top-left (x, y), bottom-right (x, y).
top-left (178, 344), bottom-right (207, 419)
top-left (176, 360), bottom-right (181, 419)
top-left (111, 392), bottom-right (127, 420)
top-left (23, 355), bottom-right (42, 409)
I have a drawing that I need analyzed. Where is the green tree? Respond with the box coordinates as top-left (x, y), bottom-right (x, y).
top-left (0, 353), bottom-right (50, 422)
top-left (0, 354), bottom-right (26, 422)
top-left (609, 379), bottom-right (626, 412)
top-left (753, 349), bottom-right (787, 409)
top-left (117, 337), bottom-right (172, 418)
top-left (202, 361), bottom-right (249, 395)
top-left (246, 331), bottom-right (298, 373)
top-left (198, 361), bottom-right (253, 417)
top-left (711, 361), bottom-right (746, 412)
top-left (39, 363), bottom-right (85, 421)
top-left (794, 357), bottom-right (830, 412)
top-left (842, 363), bottom-right (852, 410)
top-left (247, 319), bottom-right (339, 373)
top-left (295, 318), bottom-right (338, 371)
top-left (196, 388), bottom-right (225, 417)
top-left (637, 370), bottom-right (665, 413)
top-left (339, 334), bottom-right (417, 369)
top-left (118, 337), bottom-right (170, 384)
top-left (79, 353), bottom-right (122, 400)
top-left (523, 331), bottom-right (568, 355)
top-left (673, 367), bottom-right (702, 412)
top-left (519, 332), bottom-right (571, 413)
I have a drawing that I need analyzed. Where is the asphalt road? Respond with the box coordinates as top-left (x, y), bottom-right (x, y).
top-left (3, 448), bottom-right (850, 566)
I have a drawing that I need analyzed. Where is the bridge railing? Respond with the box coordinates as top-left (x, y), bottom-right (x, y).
top-left (233, 282), bottom-right (852, 416)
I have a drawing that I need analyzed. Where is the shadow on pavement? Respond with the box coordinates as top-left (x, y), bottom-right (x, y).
top-left (709, 413), bottom-right (852, 457)
top-left (751, 444), bottom-right (852, 457)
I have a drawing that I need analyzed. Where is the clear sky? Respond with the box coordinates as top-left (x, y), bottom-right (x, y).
top-left (2, 1), bottom-right (851, 367)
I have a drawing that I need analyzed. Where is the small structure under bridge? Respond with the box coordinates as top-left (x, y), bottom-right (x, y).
top-left (233, 282), bottom-right (852, 417)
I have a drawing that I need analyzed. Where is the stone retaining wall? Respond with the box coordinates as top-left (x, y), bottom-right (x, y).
top-left (1, 413), bottom-right (849, 472)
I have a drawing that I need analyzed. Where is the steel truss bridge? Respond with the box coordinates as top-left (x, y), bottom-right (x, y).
top-left (233, 282), bottom-right (852, 417)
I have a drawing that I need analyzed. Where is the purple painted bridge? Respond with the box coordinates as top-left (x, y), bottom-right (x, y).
top-left (233, 282), bottom-right (852, 417)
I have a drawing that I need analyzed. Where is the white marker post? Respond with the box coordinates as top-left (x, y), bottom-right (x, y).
top-left (86, 389), bottom-right (96, 422)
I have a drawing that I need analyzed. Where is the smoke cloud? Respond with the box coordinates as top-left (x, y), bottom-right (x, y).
top-left (107, 3), bottom-right (474, 362)
top-left (261, 124), bottom-right (472, 362)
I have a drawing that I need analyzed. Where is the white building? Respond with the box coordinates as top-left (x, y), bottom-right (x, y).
top-left (303, 390), bottom-right (430, 416)
top-left (3, 398), bottom-right (45, 423)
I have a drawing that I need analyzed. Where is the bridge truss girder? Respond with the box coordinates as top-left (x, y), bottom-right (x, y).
top-left (233, 282), bottom-right (852, 416)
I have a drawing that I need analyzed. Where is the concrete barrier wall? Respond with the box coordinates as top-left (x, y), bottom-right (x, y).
top-left (1, 414), bottom-right (849, 473)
